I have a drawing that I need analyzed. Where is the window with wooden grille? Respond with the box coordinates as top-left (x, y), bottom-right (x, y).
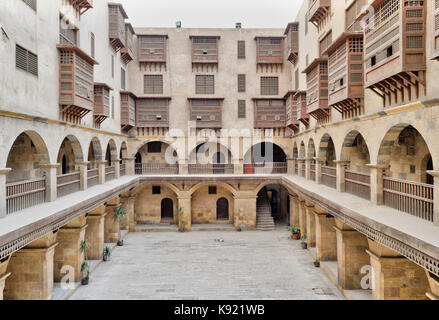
top-left (148, 142), bottom-right (162, 153)
top-left (139, 36), bottom-right (167, 62)
top-left (111, 96), bottom-right (115, 119)
top-left (111, 55), bottom-right (114, 78)
top-left (238, 41), bottom-right (246, 59)
top-left (261, 77), bottom-right (278, 95)
top-left (144, 75), bottom-right (163, 94)
top-left (16, 45), bottom-right (38, 76)
top-left (295, 70), bottom-right (299, 90)
top-left (121, 68), bottom-right (126, 90)
top-left (256, 38), bottom-right (283, 63)
top-left (237, 74), bottom-right (246, 92)
top-left (59, 17), bottom-right (77, 46)
top-left (22, 0), bottom-right (36, 11)
top-left (152, 186), bottom-right (161, 194)
top-left (238, 100), bottom-right (246, 119)
top-left (90, 32), bottom-right (95, 58)
top-left (196, 75), bottom-right (214, 94)
top-left (192, 37), bottom-right (219, 63)
top-left (346, 0), bottom-right (367, 31)
top-left (320, 31), bottom-right (332, 56)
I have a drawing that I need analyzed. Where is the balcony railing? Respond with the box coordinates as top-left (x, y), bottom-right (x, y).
top-left (189, 164), bottom-right (234, 175)
top-left (383, 177), bottom-right (433, 222)
top-left (244, 163), bottom-right (287, 175)
top-left (345, 170), bottom-right (371, 200)
top-left (120, 163), bottom-right (126, 177)
top-left (87, 168), bottom-right (99, 188)
top-left (301, 162), bottom-right (306, 177)
top-left (57, 172), bottom-right (80, 198)
top-left (310, 163), bottom-right (316, 181)
top-left (105, 166), bottom-right (115, 181)
top-left (6, 178), bottom-right (46, 215)
top-left (135, 163), bottom-right (179, 175)
top-left (294, 163), bottom-right (299, 175)
top-left (321, 166), bottom-right (336, 189)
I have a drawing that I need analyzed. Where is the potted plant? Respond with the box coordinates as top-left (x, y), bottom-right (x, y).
top-left (103, 246), bottom-right (111, 262)
top-left (114, 206), bottom-right (127, 246)
top-left (80, 240), bottom-right (90, 285)
top-left (287, 226), bottom-right (301, 240)
top-left (314, 259), bottom-right (320, 268)
top-left (301, 236), bottom-right (308, 249)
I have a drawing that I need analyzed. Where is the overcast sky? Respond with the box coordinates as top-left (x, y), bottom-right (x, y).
top-left (117, 0), bottom-right (302, 29)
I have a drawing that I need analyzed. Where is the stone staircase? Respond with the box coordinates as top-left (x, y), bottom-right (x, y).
top-left (256, 188), bottom-right (276, 231)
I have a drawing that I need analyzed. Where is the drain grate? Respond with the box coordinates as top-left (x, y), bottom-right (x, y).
top-left (312, 287), bottom-right (335, 296)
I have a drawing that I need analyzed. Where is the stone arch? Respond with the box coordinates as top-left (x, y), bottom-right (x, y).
top-left (56, 135), bottom-right (84, 175)
top-left (254, 180), bottom-right (294, 196)
top-left (87, 137), bottom-right (103, 168)
top-left (293, 142), bottom-right (298, 159)
top-left (137, 141), bottom-right (179, 166)
top-left (105, 139), bottom-right (118, 166)
top-left (340, 131), bottom-right (371, 173)
top-left (298, 141), bottom-right (305, 159)
top-left (243, 142), bottom-right (287, 164)
top-left (191, 184), bottom-right (235, 224)
top-left (120, 141), bottom-right (128, 160)
top-left (189, 142), bottom-right (232, 165)
top-left (307, 138), bottom-right (316, 159)
top-left (5, 131), bottom-right (50, 182)
top-left (188, 182), bottom-right (238, 197)
top-left (318, 133), bottom-right (336, 166)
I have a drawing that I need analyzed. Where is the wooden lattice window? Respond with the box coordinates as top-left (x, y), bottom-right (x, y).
top-left (90, 32), bottom-right (95, 58)
top-left (144, 75), bottom-right (163, 94)
top-left (261, 77), bottom-right (279, 95)
top-left (192, 36), bottom-right (219, 63)
top-left (111, 55), bottom-right (114, 78)
top-left (139, 36), bottom-right (167, 62)
top-left (121, 68), bottom-right (126, 90)
top-left (346, 0), bottom-right (367, 31)
top-left (320, 31), bottom-right (332, 56)
top-left (238, 100), bottom-right (246, 119)
top-left (16, 45), bottom-right (38, 76)
top-left (196, 75), bottom-right (214, 94)
top-left (59, 17), bottom-right (77, 46)
top-left (257, 38), bottom-right (283, 63)
top-left (22, 0), bottom-right (36, 11)
top-left (295, 70), bottom-right (299, 90)
top-left (238, 40), bottom-right (246, 59)
top-left (238, 74), bottom-right (246, 92)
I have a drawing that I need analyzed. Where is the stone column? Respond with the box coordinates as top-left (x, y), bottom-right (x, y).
top-left (427, 170), bottom-right (439, 226)
top-left (234, 192), bottom-right (258, 229)
top-left (367, 164), bottom-right (390, 205)
top-left (40, 164), bottom-right (60, 202)
top-left (120, 192), bottom-right (135, 231)
top-left (0, 257), bottom-right (11, 300)
top-left (298, 199), bottom-right (307, 238)
top-left (97, 161), bottom-right (107, 185)
top-left (85, 205), bottom-right (107, 260)
top-left (334, 218), bottom-right (370, 290)
top-left (179, 159), bottom-right (189, 175)
top-left (298, 159), bottom-right (304, 177)
top-left (4, 232), bottom-right (58, 300)
top-left (335, 160), bottom-right (350, 193)
top-left (75, 162), bottom-right (89, 191)
top-left (178, 194), bottom-right (192, 231)
top-left (305, 201), bottom-right (316, 247)
top-left (54, 215), bottom-right (88, 283)
top-left (123, 157), bottom-right (136, 176)
top-left (289, 194), bottom-right (300, 227)
top-left (233, 158), bottom-right (244, 175)
top-left (314, 210), bottom-right (337, 261)
top-left (104, 197), bottom-right (120, 243)
top-left (315, 157), bottom-right (325, 184)
top-left (0, 168), bottom-right (11, 219)
top-left (287, 158), bottom-right (295, 175)
top-left (425, 270), bottom-right (439, 300)
top-left (112, 159), bottom-right (121, 179)
top-left (367, 239), bottom-right (429, 300)
top-left (305, 158), bottom-right (312, 180)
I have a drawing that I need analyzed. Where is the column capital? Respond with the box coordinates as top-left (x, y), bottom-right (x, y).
top-left (40, 164), bottom-right (60, 169)
top-left (426, 170), bottom-right (439, 177)
top-left (96, 160), bottom-right (107, 165)
top-left (0, 168), bottom-right (11, 175)
top-left (75, 161), bottom-right (90, 166)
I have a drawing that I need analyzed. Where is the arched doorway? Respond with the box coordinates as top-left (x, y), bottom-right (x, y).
top-left (216, 198), bottom-right (229, 221)
top-left (244, 142), bottom-right (287, 174)
top-left (161, 198), bottom-right (174, 221)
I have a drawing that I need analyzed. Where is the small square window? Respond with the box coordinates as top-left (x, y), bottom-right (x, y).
top-left (152, 186), bottom-right (161, 194)
top-left (410, 165), bottom-right (416, 174)
top-left (208, 186), bottom-right (217, 194)
top-left (148, 142), bottom-right (161, 153)
top-left (371, 56), bottom-right (376, 66)
top-left (386, 46), bottom-right (393, 57)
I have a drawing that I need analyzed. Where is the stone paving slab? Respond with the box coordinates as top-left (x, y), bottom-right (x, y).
top-left (69, 228), bottom-right (344, 300)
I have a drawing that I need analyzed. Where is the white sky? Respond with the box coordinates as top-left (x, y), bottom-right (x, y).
top-left (117, 0), bottom-right (302, 29)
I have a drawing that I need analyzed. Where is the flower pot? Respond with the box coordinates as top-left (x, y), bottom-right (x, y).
top-left (117, 240), bottom-right (124, 247)
top-left (301, 242), bottom-right (307, 249)
top-left (314, 261), bottom-right (320, 268)
top-left (291, 233), bottom-right (300, 240)
top-left (81, 277), bottom-right (89, 285)
top-left (103, 256), bottom-right (109, 262)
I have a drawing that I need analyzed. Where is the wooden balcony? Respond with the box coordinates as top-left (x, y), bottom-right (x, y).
top-left (303, 58), bottom-right (329, 122)
top-left (120, 91), bottom-right (136, 130)
top-left (138, 35), bottom-right (167, 64)
top-left (253, 99), bottom-right (286, 129)
top-left (324, 33), bottom-right (364, 119)
top-left (189, 98), bottom-right (223, 129)
top-left (284, 91), bottom-right (300, 132)
top-left (284, 22), bottom-right (299, 65)
top-left (108, 3), bottom-right (128, 52)
top-left (191, 36), bottom-right (220, 65)
top-left (121, 23), bottom-right (135, 64)
top-left (136, 97), bottom-right (170, 128)
top-left (308, 0), bottom-right (331, 26)
top-left (255, 37), bottom-right (284, 66)
top-left (363, 0), bottom-right (426, 106)
top-left (57, 44), bottom-right (98, 124)
top-left (93, 83), bottom-right (112, 127)
top-left (432, 1), bottom-right (439, 61)
top-left (296, 91), bottom-right (309, 128)
top-left (68, 0), bottom-right (93, 15)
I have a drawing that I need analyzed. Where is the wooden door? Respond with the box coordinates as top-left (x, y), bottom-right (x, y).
top-left (161, 198), bottom-right (174, 220)
top-left (216, 198), bottom-right (229, 221)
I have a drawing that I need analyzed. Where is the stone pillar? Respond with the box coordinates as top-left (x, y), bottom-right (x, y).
top-left (367, 239), bottom-right (429, 300)
top-left (4, 232), bottom-right (58, 300)
top-left (0, 257), bottom-right (11, 300)
top-left (85, 205), bottom-right (107, 260)
top-left (179, 160), bottom-right (189, 175)
top-left (298, 159), bottom-right (305, 177)
top-left (289, 194), bottom-right (300, 227)
top-left (120, 192), bottom-right (135, 231)
top-left (425, 270), bottom-right (439, 300)
top-left (75, 162), bottom-right (89, 191)
top-left (112, 159), bottom-right (121, 179)
top-left (305, 201), bottom-right (316, 247)
top-left (314, 210), bottom-right (337, 261)
top-left (97, 160), bottom-right (107, 184)
top-left (104, 197), bottom-right (120, 243)
top-left (0, 168), bottom-right (11, 218)
top-left (367, 164), bottom-right (390, 205)
top-left (287, 158), bottom-right (295, 175)
top-left (233, 158), bottom-right (244, 175)
top-left (54, 215), bottom-right (88, 283)
top-left (305, 158), bottom-right (312, 180)
top-left (234, 192), bottom-right (258, 229)
top-left (315, 157), bottom-right (325, 184)
top-left (298, 199), bottom-right (307, 238)
top-left (178, 194), bottom-right (192, 231)
top-left (123, 157), bottom-right (136, 176)
top-left (427, 170), bottom-right (439, 226)
top-left (334, 218), bottom-right (370, 290)
top-left (335, 160), bottom-right (350, 193)
top-left (40, 164), bottom-right (60, 202)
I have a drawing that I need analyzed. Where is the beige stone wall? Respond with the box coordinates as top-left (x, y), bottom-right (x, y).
top-left (191, 186), bottom-right (234, 224)
top-left (135, 185), bottom-right (178, 224)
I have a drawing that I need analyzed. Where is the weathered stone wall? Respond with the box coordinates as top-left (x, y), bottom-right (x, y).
top-left (135, 185), bottom-right (178, 224)
top-left (191, 186), bottom-right (234, 224)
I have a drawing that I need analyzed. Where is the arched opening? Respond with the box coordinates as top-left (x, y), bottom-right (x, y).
top-left (216, 198), bottom-right (229, 221)
top-left (135, 141), bottom-right (178, 174)
top-left (161, 198), bottom-right (174, 221)
top-left (243, 142), bottom-right (287, 174)
top-left (318, 134), bottom-right (337, 189)
top-left (119, 142), bottom-right (128, 176)
top-left (293, 142), bottom-right (299, 174)
top-left (104, 139), bottom-right (118, 181)
top-left (56, 136), bottom-right (83, 175)
top-left (87, 137), bottom-right (102, 169)
top-left (189, 142), bottom-right (233, 174)
top-left (377, 124), bottom-right (434, 221)
top-left (256, 184), bottom-right (290, 230)
top-left (308, 139), bottom-right (316, 180)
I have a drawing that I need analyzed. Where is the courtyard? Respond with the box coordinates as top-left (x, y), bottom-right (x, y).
top-left (69, 227), bottom-right (344, 300)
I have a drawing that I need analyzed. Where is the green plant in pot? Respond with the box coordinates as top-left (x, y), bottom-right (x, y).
top-left (314, 259), bottom-right (320, 268)
top-left (301, 236), bottom-right (307, 249)
top-left (287, 226), bottom-right (301, 240)
top-left (80, 240), bottom-right (90, 285)
top-left (114, 206), bottom-right (127, 246)
top-left (103, 246), bottom-right (111, 262)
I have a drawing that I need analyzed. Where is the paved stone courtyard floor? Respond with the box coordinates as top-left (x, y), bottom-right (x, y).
top-left (69, 227), bottom-right (344, 300)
